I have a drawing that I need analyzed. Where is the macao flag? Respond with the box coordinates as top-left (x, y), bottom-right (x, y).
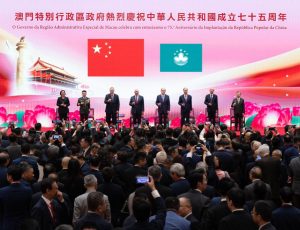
top-left (160, 44), bottom-right (202, 72)
top-left (88, 39), bottom-right (144, 76)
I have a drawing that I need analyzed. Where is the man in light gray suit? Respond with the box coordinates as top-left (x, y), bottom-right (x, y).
top-left (73, 174), bottom-right (111, 224)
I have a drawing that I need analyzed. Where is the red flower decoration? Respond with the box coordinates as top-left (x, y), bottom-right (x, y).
top-left (245, 102), bottom-right (261, 117)
top-left (196, 113), bottom-right (206, 124)
top-left (23, 105), bottom-right (56, 127)
top-left (170, 117), bottom-right (181, 128)
top-left (69, 110), bottom-right (80, 121)
top-left (6, 114), bottom-right (18, 123)
top-left (220, 115), bottom-right (231, 127)
top-left (292, 107), bottom-right (300, 117)
top-left (251, 103), bottom-right (291, 129)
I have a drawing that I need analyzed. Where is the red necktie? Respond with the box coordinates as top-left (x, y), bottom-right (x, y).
top-left (50, 201), bottom-right (56, 223)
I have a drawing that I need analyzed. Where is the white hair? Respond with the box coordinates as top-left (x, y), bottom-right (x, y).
top-left (170, 163), bottom-right (185, 177)
top-left (257, 144), bottom-right (270, 157)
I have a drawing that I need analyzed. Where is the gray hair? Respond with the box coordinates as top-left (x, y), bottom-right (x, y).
top-left (148, 165), bottom-right (162, 181)
top-left (170, 163), bottom-right (185, 177)
top-left (84, 174), bottom-right (97, 186)
top-left (257, 144), bottom-right (270, 157)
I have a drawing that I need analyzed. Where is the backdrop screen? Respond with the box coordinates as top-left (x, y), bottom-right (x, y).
top-left (0, 0), bottom-right (299, 129)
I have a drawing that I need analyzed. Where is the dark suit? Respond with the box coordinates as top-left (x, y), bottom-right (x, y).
top-left (204, 94), bottom-right (218, 125)
top-left (231, 97), bottom-right (245, 130)
top-left (201, 199), bottom-right (230, 230)
top-left (244, 179), bottom-right (272, 201)
top-left (259, 222), bottom-right (277, 230)
top-left (218, 210), bottom-right (256, 230)
top-left (135, 182), bottom-right (173, 214)
top-left (186, 213), bottom-right (201, 230)
top-left (124, 165), bottom-right (147, 195)
top-left (77, 97), bottom-right (90, 122)
top-left (179, 189), bottom-right (210, 221)
top-left (75, 212), bottom-right (112, 230)
top-left (129, 95), bottom-right (144, 125)
top-left (13, 155), bottom-right (39, 181)
top-left (156, 94), bottom-right (170, 127)
top-left (0, 166), bottom-right (8, 189)
top-left (104, 94), bottom-right (120, 125)
top-left (31, 197), bottom-right (69, 230)
top-left (99, 182), bottom-right (126, 226)
top-left (56, 96), bottom-right (70, 120)
top-left (272, 205), bottom-right (300, 230)
top-left (170, 178), bottom-right (190, 196)
top-left (0, 183), bottom-right (32, 230)
top-left (256, 157), bottom-right (281, 199)
top-left (6, 143), bottom-right (21, 160)
top-left (125, 196), bottom-right (166, 230)
top-left (178, 94), bottom-right (192, 127)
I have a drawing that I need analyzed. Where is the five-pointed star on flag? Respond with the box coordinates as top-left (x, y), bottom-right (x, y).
top-left (93, 44), bottom-right (102, 53)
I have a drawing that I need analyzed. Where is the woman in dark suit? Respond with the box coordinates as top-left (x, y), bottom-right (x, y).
top-left (56, 90), bottom-right (70, 120)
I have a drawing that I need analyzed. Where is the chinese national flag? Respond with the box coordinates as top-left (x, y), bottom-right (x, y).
top-left (88, 39), bottom-right (144, 76)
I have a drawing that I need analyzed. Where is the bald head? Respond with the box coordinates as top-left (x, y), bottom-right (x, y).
top-left (249, 166), bottom-right (262, 181)
top-left (178, 197), bottom-right (192, 217)
top-left (61, 157), bottom-right (71, 169)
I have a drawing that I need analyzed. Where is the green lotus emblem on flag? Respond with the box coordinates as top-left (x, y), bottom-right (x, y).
top-left (160, 44), bottom-right (202, 72)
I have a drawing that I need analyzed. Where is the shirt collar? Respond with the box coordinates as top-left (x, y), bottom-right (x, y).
top-left (232, 208), bottom-right (244, 213)
top-left (259, 222), bottom-right (271, 230)
top-left (42, 195), bottom-right (52, 205)
top-left (184, 212), bottom-right (192, 219)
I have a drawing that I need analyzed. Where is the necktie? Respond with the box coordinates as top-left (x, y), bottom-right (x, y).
top-left (135, 96), bottom-right (138, 104)
top-left (210, 94), bottom-right (213, 102)
top-left (162, 95), bottom-right (165, 102)
top-left (49, 201), bottom-right (56, 223)
top-left (111, 94), bottom-right (114, 101)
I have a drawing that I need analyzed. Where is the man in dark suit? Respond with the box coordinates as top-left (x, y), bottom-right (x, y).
top-left (13, 143), bottom-right (39, 181)
top-left (272, 187), bottom-right (300, 230)
top-left (126, 176), bottom-right (166, 230)
top-left (201, 177), bottom-right (235, 230)
top-left (0, 165), bottom-right (32, 229)
top-left (231, 91), bottom-right (245, 131)
top-left (124, 152), bottom-right (147, 194)
top-left (6, 133), bottom-right (21, 160)
top-left (31, 178), bottom-right (69, 230)
top-left (178, 197), bottom-right (201, 230)
top-left (135, 165), bottom-right (173, 212)
top-left (252, 201), bottom-right (277, 230)
top-left (178, 87), bottom-right (192, 127)
top-left (75, 191), bottom-right (112, 230)
top-left (77, 90), bottom-right (90, 122)
top-left (104, 87), bottom-right (120, 126)
top-left (179, 172), bottom-right (210, 221)
top-left (256, 145), bottom-right (282, 200)
top-left (0, 151), bottom-right (9, 188)
top-left (156, 88), bottom-right (170, 128)
top-left (244, 166), bottom-right (272, 201)
top-left (129, 89), bottom-right (145, 126)
top-left (218, 188), bottom-right (256, 230)
top-left (204, 88), bottom-right (218, 125)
